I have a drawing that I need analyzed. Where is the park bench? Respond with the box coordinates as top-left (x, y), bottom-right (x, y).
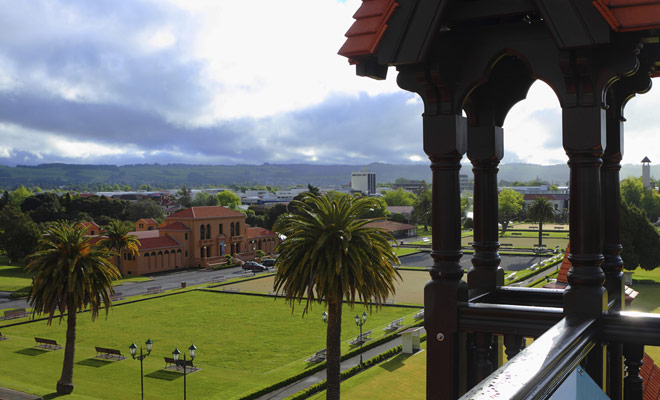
top-left (110, 292), bottom-right (124, 301)
top-left (511, 232), bottom-right (522, 236)
top-left (529, 226), bottom-right (538, 229)
top-left (383, 318), bottom-right (404, 332)
top-left (95, 346), bottom-right (125, 360)
top-left (306, 348), bottom-right (327, 363)
top-left (413, 309), bottom-right (424, 320)
top-left (34, 337), bottom-right (61, 350)
top-left (349, 330), bottom-right (372, 345)
top-left (146, 286), bottom-right (162, 295)
top-left (500, 243), bottom-right (514, 248)
top-left (554, 226), bottom-right (565, 230)
top-left (164, 357), bottom-right (195, 371)
top-left (4, 308), bottom-right (29, 320)
top-left (212, 276), bottom-right (226, 283)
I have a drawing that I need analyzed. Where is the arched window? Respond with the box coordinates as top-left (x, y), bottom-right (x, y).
top-left (230, 222), bottom-right (235, 237)
top-left (200, 225), bottom-right (205, 238)
top-left (258, 240), bottom-right (262, 250)
top-left (177, 249), bottom-right (182, 253)
top-left (158, 251), bottom-right (163, 255)
top-left (206, 224), bottom-right (211, 239)
top-left (144, 253), bottom-right (149, 258)
top-left (236, 222), bottom-right (240, 236)
top-left (164, 250), bottom-right (169, 255)
top-left (151, 252), bottom-right (156, 256)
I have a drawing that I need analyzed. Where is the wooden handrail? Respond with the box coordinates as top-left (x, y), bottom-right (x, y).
top-left (459, 303), bottom-right (563, 338)
top-left (460, 317), bottom-right (598, 399)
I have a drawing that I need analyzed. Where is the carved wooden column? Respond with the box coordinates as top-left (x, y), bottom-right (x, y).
top-left (562, 105), bottom-right (608, 390)
top-left (623, 343), bottom-right (644, 400)
top-left (424, 113), bottom-right (469, 399)
top-left (467, 125), bottom-right (504, 382)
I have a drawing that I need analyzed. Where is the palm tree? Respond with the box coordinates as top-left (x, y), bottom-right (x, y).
top-left (273, 193), bottom-right (401, 400)
top-left (528, 197), bottom-right (555, 247)
top-left (26, 221), bottom-right (121, 395)
top-left (99, 220), bottom-right (140, 275)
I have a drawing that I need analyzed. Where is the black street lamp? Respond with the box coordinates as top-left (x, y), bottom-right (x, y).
top-left (355, 311), bottom-right (367, 365)
top-left (172, 344), bottom-right (197, 400)
top-left (129, 338), bottom-right (153, 400)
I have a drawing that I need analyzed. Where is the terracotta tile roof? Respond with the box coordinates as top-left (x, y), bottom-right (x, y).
top-left (79, 221), bottom-right (100, 230)
top-left (557, 246), bottom-right (571, 284)
top-left (128, 230), bottom-right (160, 239)
top-left (159, 222), bottom-right (191, 232)
top-left (641, 353), bottom-right (660, 400)
top-left (338, 0), bottom-right (398, 63)
top-left (137, 218), bottom-right (158, 224)
top-left (167, 206), bottom-right (243, 220)
top-left (137, 236), bottom-right (183, 251)
top-left (365, 220), bottom-right (416, 232)
top-left (593, 0), bottom-right (660, 32)
top-left (247, 227), bottom-right (276, 239)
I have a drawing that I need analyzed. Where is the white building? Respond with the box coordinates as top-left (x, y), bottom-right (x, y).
top-left (351, 171), bottom-right (376, 194)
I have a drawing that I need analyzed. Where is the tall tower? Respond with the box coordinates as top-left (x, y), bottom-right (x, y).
top-left (642, 156), bottom-right (651, 189)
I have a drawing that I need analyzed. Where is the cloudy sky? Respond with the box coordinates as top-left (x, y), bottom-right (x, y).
top-left (0, 0), bottom-right (657, 167)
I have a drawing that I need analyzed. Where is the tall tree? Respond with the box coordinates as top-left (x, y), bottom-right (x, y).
top-left (621, 177), bottom-right (643, 206)
top-left (273, 193), bottom-right (400, 400)
top-left (98, 220), bottom-right (140, 275)
top-left (125, 199), bottom-right (164, 221)
top-left (527, 197), bottom-right (555, 247)
top-left (412, 188), bottom-right (432, 231)
top-left (215, 191), bottom-right (242, 209)
top-left (382, 188), bottom-right (416, 206)
top-left (26, 221), bottom-right (120, 394)
top-left (0, 206), bottom-right (41, 262)
top-left (498, 189), bottom-right (524, 233)
top-left (620, 201), bottom-right (660, 270)
top-left (177, 186), bottom-right (192, 207)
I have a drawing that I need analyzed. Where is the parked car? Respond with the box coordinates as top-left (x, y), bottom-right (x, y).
top-left (261, 259), bottom-right (276, 268)
top-left (243, 261), bottom-right (267, 272)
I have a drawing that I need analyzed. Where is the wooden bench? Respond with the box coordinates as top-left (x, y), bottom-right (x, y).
top-left (110, 292), bottom-right (124, 301)
top-left (4, 308), bottom-right (28, 320)
top-left (414, 309), bottom-right (425, 320)
top-left (500, 243), bottom-right (514, 248)
top-left (306, 348), bottom-right (327, 363)
top-left (95, 346), bottom-right (125, 360)
top-left (511, 232), bottom-right (522, 236)
top-left (164, 357), bottom-right (195, 371)
top-left (349, 330), bottom-right (372, 345)
top-left (146, 286), bottom-right (162, 295)
top-left (35, 337), bottom-right (61, 350)
top-left (383, 318), bottom-right (404, 332)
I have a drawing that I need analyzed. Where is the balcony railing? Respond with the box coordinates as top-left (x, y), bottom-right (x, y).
top-left (199, 239), bottom-right (214, 246)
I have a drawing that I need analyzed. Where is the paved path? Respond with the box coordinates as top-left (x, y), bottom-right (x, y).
top-left (257, 336), bottom-right (405, 400)
top-left (0, 387), bottom-right (42, 400)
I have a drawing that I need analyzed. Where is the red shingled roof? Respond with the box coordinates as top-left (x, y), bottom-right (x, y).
top-left (160, 222), bottom-right (191, 231)
top-left (168, 206), bottom-right (243, 219)
top-left (641, 353), bottom-right (660, 400)
top-left (248, 227), bottom-right (276, 239)
top-left (593, 0), bottom-right (660, 32)
top-left (338, 0), bottom-right (398, 63)
top-left (138, 236), bottom-right (182, 251)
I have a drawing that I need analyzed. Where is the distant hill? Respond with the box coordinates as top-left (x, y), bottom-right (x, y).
top-left (0, 162), bottom-right (652, 189)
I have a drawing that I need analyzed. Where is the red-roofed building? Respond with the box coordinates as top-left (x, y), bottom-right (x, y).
top-left (365, 220), bottom-right (417, 238)
top-left (247, 227), bottom-right (279, 256)
top-left (79, 221), bottom-right (101, 236)
top-left (135, 218), bottom-right (159, 231)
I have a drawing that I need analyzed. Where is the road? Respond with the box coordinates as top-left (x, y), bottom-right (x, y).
top-left (398, 251), bottom-right (547, 272)
top-left (0, 266), bottom-right (270, 311)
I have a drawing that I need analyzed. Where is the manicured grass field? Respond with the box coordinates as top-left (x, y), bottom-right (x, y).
top-left (219, 270), bottom-right (429, 306)
top-left (630, 267), bottom-right (660, 284)
top-left (0, 291), bottom-right (418, 399)
top-left (0, 256), bottom-right (32, 292)
top-left (306, 343), bottom-right (427, 400)
top-left (393, 248), bottom-right (420, 257)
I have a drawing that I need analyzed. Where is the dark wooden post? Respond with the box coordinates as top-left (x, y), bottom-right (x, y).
top-left (467, 124), bottom-right (504, 382)
top-left (423, 113), bottom-right (469, 399)
top-left (562, 105), bottom-right (608, 388)
top-left (623, 343), bottom-right (644, 400)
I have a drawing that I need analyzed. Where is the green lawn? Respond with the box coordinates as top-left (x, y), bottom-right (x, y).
top-left (630, 267), bottom-right (660, 284)
top-left (0, 291), bottom-right (418, 399)
top-left (0, 256), bottom-right (32, 292)
top-left (393, 248), bottom-right (419, 257)
top-left (306, 343), bottom-right (427, 400)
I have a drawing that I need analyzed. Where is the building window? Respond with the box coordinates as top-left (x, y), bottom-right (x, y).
top-left (206, 247), bottom-right (211, 257)
top-left (230, 222), bottom-right (234, 237)
top-left (185, 250), bottom-right (188, 257)
top-left (206, 224), bottom-right (211, 239)
top-left (236, 222), bottom-right (240, 236)
top-left (258, 240), bottom-right (262, 250)
top-left (177, 249), bottom-right (181, 253)
top-left (201, 248), bottom-right (204, 258)
top-left (219, 224), bottom-right (223, 234)
top-left (144, 253), bottom-right (149, 258)
top-left (200, 225), bottom-right (205, 239)
top-left (185, 233), bottom-right (188, 240)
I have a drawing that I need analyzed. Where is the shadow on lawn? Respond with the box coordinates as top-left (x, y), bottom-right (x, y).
top-left (43, 393), bottom-right (66, 399)
top-left (15, 348), bottom-right (48, 356)
top-left (146, 370), bottom-right (182, 381)
top-left (378, 353), bottom-right (412, 372)
top-left (77, 358), bottom-right (113, 368)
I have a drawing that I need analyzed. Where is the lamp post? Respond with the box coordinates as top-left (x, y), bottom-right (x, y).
top-left (129, 338), bottom-right (153, 400)
top-left (355, 311), bottom-right (367, 366)
top-left (172, 344), bottom-right (197, 400)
